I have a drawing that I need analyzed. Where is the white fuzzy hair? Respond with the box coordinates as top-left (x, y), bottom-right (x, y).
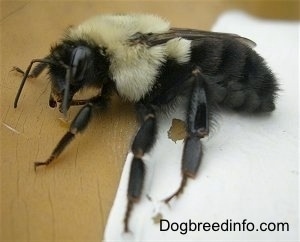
top-left (67, 14), bottom-right (191, 102)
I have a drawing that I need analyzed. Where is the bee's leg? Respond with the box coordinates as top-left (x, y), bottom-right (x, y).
top-left (50, 96), bottom-right (102, 108)
top-left (163, 67), bottom-right (208, 203)
top-left (124, 103), bottom-right (157, 232)
top-left (34, 96), bottom-right (106, 170)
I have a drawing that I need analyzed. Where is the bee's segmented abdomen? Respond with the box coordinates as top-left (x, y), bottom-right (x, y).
top-left (191, 38), bottom-right (278, 113)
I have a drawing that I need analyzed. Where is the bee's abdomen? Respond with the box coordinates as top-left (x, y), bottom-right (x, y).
top-left (191, 38), bottom-right (278, 113)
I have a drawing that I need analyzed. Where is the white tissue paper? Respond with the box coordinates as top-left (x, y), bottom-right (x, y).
top-left (104, 11), bottom-right (299, 241)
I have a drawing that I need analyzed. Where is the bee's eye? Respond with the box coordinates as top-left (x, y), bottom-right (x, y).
top-left (70, 46), bottom-right (92, 81)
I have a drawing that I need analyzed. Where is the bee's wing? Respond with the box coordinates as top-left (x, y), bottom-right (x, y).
top-left (139, 27), bottom-right (256, 48)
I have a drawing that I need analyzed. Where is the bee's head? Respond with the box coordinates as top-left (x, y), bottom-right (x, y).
top-left (13, 40), bottom-right (109, 116)
top-left (48, 40), bottom-right (109, 114)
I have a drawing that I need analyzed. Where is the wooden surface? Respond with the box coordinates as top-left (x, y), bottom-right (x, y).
top-left (1, 1), bottom-right (299, 242)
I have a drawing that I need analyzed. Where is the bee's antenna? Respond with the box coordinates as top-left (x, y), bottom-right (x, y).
top-left (61, 67), bottom-right (72, 117)
top-left (59, 46), bottom-right (91, 116)
top-left (13, 58), bottom-right (55, 108)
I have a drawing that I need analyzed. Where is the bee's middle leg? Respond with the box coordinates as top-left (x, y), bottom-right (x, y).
top-left (124, 103), bottom-right (157, 232)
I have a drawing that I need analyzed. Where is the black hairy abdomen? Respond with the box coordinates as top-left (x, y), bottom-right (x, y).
top-left (145, 61), bottom-right (195, 106)
top-left (190, 38), bottom-right (278, 112)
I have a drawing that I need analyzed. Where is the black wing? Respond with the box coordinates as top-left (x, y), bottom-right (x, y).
top-left (129, 27), bottom-right (256, 48)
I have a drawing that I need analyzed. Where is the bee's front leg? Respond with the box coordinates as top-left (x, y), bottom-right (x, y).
top-left (34, 96), bottom-right (106, 170)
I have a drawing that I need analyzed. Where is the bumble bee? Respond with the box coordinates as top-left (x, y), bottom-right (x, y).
top-left (13, 14), bottom-right (278, 232)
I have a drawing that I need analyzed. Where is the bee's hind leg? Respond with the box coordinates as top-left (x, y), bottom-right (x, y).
top-left (163, 67), bottom-right (209, 203)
